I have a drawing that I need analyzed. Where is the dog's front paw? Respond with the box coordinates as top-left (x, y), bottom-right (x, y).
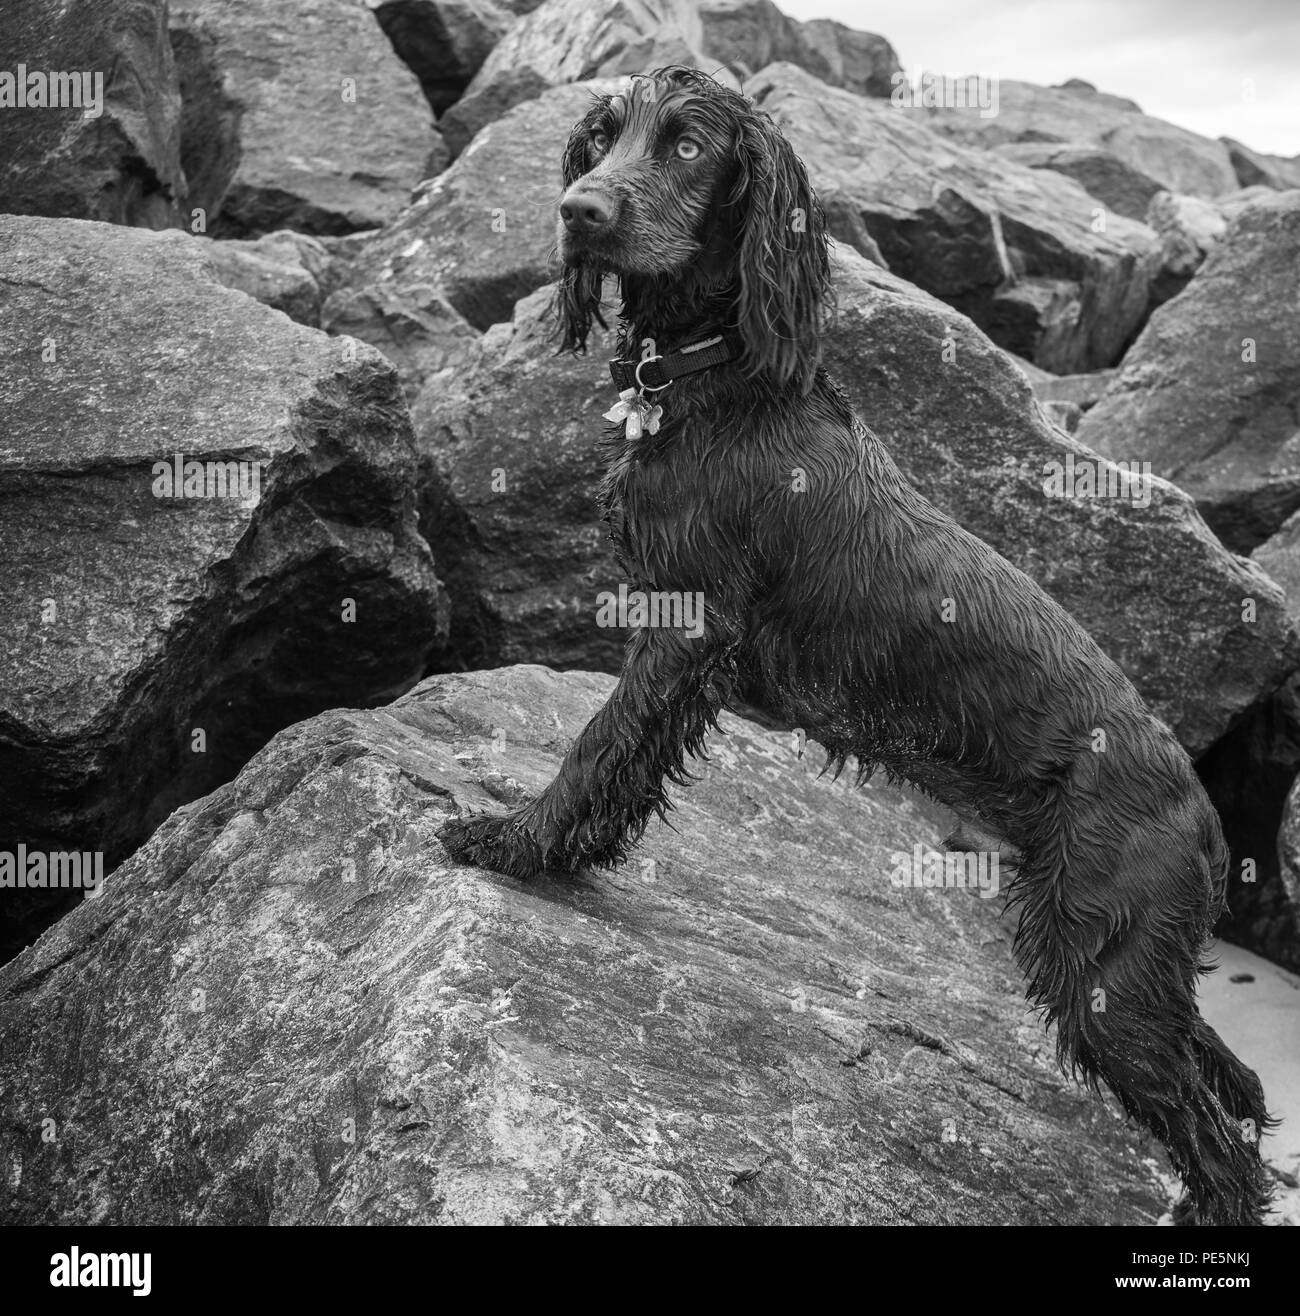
top-left (437, 811), bottom-right (546, 880)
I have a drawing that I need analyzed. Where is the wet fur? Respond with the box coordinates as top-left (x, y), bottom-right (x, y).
top-left (438, 67), bottom-right (1274, 1224)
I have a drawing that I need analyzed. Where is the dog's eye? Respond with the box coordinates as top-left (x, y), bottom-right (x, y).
top-left (590, 131), bottom-right (610, 154)
top-left (675, 137), bottom-right (702, 161)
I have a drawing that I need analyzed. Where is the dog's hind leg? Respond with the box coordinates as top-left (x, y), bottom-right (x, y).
top-left (1054, 979), bottom-right (1270, 1224)
top-left (439, 623), bottom-right (739, 879)
top-left (1015, 855), bottom-right (1271, 1224)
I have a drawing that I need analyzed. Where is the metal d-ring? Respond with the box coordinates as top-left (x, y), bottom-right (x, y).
top-left (634, 355), bottom-right (672, 394)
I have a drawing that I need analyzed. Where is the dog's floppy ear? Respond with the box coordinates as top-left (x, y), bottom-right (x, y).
top-left (730, 109), bottom-right (832, 394)
top-left (554, 106), bottom-right (609, 355)
top-left (555, 266), bottom-right (607, 355)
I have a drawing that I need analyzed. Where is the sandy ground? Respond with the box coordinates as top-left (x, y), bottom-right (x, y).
top-left (1198, 940), bottom-right (1300, 1225)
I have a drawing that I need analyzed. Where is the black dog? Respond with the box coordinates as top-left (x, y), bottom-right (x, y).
top-left (438, 66), bottom-right (1273, 1224)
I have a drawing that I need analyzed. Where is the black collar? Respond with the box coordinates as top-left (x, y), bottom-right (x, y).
top-left (609, 327), bottom-right (742, 392)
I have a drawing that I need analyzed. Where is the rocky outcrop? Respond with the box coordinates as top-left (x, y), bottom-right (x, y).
top-left (183, 230), bottom-right (334, 325)
top-left (797, 18), bottom-right (899, 98)
top-left (0, 0), bottom-right (185, 228)
top-left (1078, 191), bottom-right (1300, 552)
top-left (1222, 137), bottom-right (1300, 192)
top-left (693, 0), bottom-right (806, 76)
top-left (917, 79), bottom-right (1239, 199)
top-left (1144, 186), bottom-right (1276, 305)
top-left (412, 243), bottom-right (1296, 754)
top-left (322, 81), bottom-right (615, 395)
top-left (695, 0), bottom-right (900, 95)
top-left (0, 216), bottom-right (449, 962)
top-left (440, 0), bottom-right (707, 156)
top-left (748, 64), bottom-right (1160, 374)
top-left (992, 143), bottom-right (1163, 221)
top-left (0, 665), bottom-right (1171, 1225)
top-left (168, 0), bottom-right (437, 237)
top-left (370, 0), bottom-right (515, 115)
top-left (438, 0), bottom-right (899, 158)
top-left (1145, 189), bottom-right (1229, 304)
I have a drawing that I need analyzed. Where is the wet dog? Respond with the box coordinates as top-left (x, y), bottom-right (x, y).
top-left (438, 67), bottom-right (1273, 1224)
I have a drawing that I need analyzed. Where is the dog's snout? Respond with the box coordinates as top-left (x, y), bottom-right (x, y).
top-left (560, 186), bottom-right (616, 232)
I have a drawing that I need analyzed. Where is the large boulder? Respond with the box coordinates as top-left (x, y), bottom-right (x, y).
top-left (1077, 191), bottom-right (1300, 552)
top-left (0, 0), bottom-right (185, 228)
top-left (916, 78), bottom-right (1238, 199)
top-left (0, 665), bottom-right (1171, 1225)
top-left (748, 64), bottom-right (1160, 374)
top-left (0, 216), bottom-right (449, 963)
top-left (411, 243), bottom-right (1296, 754)
top-left (168, 0), bottom-right (437, 237)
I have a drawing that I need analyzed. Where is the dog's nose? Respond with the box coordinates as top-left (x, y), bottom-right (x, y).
top-left (560, 187), bottom-right (615, 232)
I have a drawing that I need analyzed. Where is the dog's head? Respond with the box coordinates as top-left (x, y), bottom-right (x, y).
top-left (555, 66), bottom-right (832, 394)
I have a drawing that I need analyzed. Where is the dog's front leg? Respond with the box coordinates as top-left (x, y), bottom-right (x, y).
top-left (438, 621), bottom-right (738, 879)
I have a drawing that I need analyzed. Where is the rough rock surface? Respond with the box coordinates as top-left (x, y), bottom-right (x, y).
top-left (321, 283), bottom-right (480, 403)
top-left (180, 230), bottom-right (334, 325)
top-left (748, 64), bottom-right (1159, 374)
top-left (168, 0), bottom-right (437, 237)
top-left (1078, 191), bottom-right (1300, 552)
top-left (695, 0), bottom-right (900, 96)
top-left (0, 0), bottom-right (185, 228)
top-left (1031, 368), bottom-right (1118, 412)
top-left (1040, 401), bottom-right (1082, 434)
top-left (694, 0), bottom-right (812, 78)
top-left (412, 244), bottom-right (1296, 754)
top-left (440, 0), bottom-right (707, 157)
top-left (1222, 137), bottom-right (1300, 192)
top-left (1144, 189), bottom-right (1228, 305)
top-left (917, 79), bottom-right (1239, 199)
top-left (370, 0), bottom-right (515, 115)
top-left (0, 665), bottom-right (1171, 1225)
top-left (323, 82), bottom-right (614, 393)
top-left (0, 216), bottom-right (449, 962)
top-left (1254, 512), bottom-right (1300, 615)
top-left (992, 143), bottom-right (1164, 221)
top-left (438, 0), bottom-right (899, 157)
top-left (796, 17), bottom-right (900, 98)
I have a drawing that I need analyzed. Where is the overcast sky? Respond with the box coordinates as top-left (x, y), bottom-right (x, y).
top-left (780, 0), bottom-right (1300, 155)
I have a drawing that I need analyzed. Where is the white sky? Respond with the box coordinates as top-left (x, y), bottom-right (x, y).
top-left (779, 0), bottom-right (1300, 155)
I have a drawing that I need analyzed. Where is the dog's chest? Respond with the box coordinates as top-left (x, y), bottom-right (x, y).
top-left (598, 422), bottom-right (718, 585)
